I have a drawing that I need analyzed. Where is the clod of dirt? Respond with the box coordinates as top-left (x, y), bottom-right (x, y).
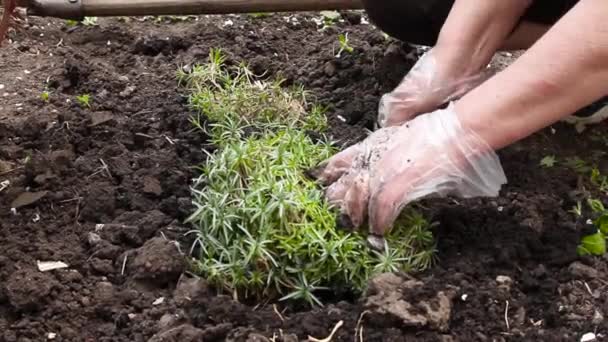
top-left (5, 268), bottom-right (58, 311)
top-left (130, 237), bottom-right (185, 286)
top-left (98, 223), bottom-right (142, 246)
top-left (364, 273), bottom-right (458, 332)
top-left (174, 276), bottom-right (209, 306)
top-left (158, 312), bottom-right (187, 332)
top-left (80, 183), bottom-right (116, 222)
top-left (568, 261), bottom-right (599, 280)
top-left (89, 111), bottom-right (116, 127)
top-left (94, 281), bottom-right (116, 305)
top-left (147, 324), bottom-right (204, 342)
top-left (87, 232), bottom-right (102, 246)
top-left (10, 191), bottom-right (48, 209)
top-left (143, 176), bottom-right (163, 196)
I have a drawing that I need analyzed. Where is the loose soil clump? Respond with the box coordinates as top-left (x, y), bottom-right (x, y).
top-left (1, 12), bottom-right (607, 341)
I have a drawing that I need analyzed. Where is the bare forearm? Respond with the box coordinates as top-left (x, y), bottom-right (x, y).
top-left (434, 0), bottom-right (532, 77)
top-left (457, 0), bottom-right (608, 150)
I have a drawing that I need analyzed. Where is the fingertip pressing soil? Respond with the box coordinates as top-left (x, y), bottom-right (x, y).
top-left (1, 11), bottom-right (607, 342)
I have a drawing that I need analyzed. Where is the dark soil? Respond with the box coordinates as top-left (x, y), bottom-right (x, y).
top-left (1, 11), bottom-right (607, 342)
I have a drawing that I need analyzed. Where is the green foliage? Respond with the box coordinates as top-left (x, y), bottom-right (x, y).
top-left (336, 33), bottom-right (354, 57)
top-left (577, 198), bottom-right (608, 256)
top-left (183, 49), bottom-right (436, 305)
top-left (40, 91), bottom-right (50, 102)
top-left (76, 94), bottom-right (91, 108)
top-left (577, 232), bottom-right (606, 256)
top-left (249, 12), bottom-right (272, 18)
top-left (320, 11), bottom-right (340, 26)
top-left (66, 17), bottom-right (98, 27)
top-left (539, 155), bottom-right (556, 168)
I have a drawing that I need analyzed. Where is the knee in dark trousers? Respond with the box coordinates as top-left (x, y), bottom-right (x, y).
top-left (362, 0), bottom-right (453, 46)
top-left (362, 0), bottom-right (579, 46)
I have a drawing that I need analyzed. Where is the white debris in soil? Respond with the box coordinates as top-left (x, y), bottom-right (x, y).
top-left (223, 19), bottom-right (233, 27)
top-left (0, 180), bottom-right (10, 193)
top-left (153, 297), bottom-right (165, 305)
top-left (496, 275), bottom-right (513, 285)
top-left (460, 294), bottom-right (468, 301)
top-left (580, 332), bottom-right (596, 342)
top-left (0, 84), bottom-right (4, 90)
top-left (337, 115), bottom-right (347, 122)
top-left (32, 213), bottom-right (40, 222)
top-left (47, 332), bottom-right (57, 340)
top-left (37, 261), bottom-right (69, 272)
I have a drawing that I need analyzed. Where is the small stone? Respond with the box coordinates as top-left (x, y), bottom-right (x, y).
top-left (118, 75), bottom-right (130, 82)
top-left (158, 313), bottom-right (180, 331)
top-left (119, 85), bottom-right (136, 98)
top-left (568, 262), bottom-right (598, 280)
top-left (592, 310), bottom-right (604, 325)
top-left (87, 232), bottom-right (102, 246)
top-left (89, 111), bottom-right (115, 127)
top-left (581, 332), bottom-right (596, 342)
top-left (496, 275), bottom-right (513, 285)
top-left (94, 281), bottom-right (115, 304)
top-left (152, 297), bottom-right (165, 305)
top-left (366, 235), bottom-right (386, 251)
top-left (142, 176), bottom-right (162, 196)
top-left (11, 191), bottom-right (48, 209)
top-left (323, 61), bottom-right (336, 77)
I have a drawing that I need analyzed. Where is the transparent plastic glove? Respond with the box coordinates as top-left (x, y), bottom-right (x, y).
top-left (309, 104), bottom-right (507, 250)
top-left (377, 49), bottom-right (491, 128)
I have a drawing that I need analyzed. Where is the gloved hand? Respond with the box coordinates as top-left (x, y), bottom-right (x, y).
top-left (309, 104), bottom-right (507, 250)
top-left (377, 49), bottom-right (491, 128)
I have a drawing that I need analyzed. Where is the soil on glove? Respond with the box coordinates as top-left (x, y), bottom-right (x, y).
top-left (1, 12), bottom-right (608, 342)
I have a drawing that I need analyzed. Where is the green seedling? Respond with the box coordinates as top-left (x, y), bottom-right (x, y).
top-left (249, 12), bottom-right (272, 18)
top-left (82, 17), bottom-right (99, 26)
top-left (540, 155), bottom-right (556, 168)
top-left (320, 10), bottom-right (340, 26)
top-left (76, 94), bottom-right (91, 108)
top-left (576, 198), bottom-right (608, 256)
top-left (577, 231), bottom-right (606, 256)
top-left (154, 15), bottom-right (196, 23)
top-left (66, 17), bottom-right (98, 27)
top-left (182, 49), bottom-right (436, 305)
top-left (564, 156), bottom-right (592, 174)
top-left (336, 33), bottom-right (354, 58)
top-left (40, 90), bottom-right (50, 102)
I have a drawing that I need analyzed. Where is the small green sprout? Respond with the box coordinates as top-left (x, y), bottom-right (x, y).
top-left (336, 33), bottom-right (354, 58)
top-left (320, 10), bottom-right (340, 26)
top-left (82, 17), bottom-right (99, 26)
top-left (564, 156), bottom-right (591, 174)
top-left (76, 94), bottom-right (91, 108)
top-left (40, 91), bottom-right (50, 102)
top-left (66, 17), bottom-right (98, 27)
top-left (540, 155), bottom-right (556, 168)
top-left (249, 12), bottom-right (272, 18)
top-left (577, 198), bottom-right (608, 256)
top-left (577, 231), bottom-right (606, 256)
